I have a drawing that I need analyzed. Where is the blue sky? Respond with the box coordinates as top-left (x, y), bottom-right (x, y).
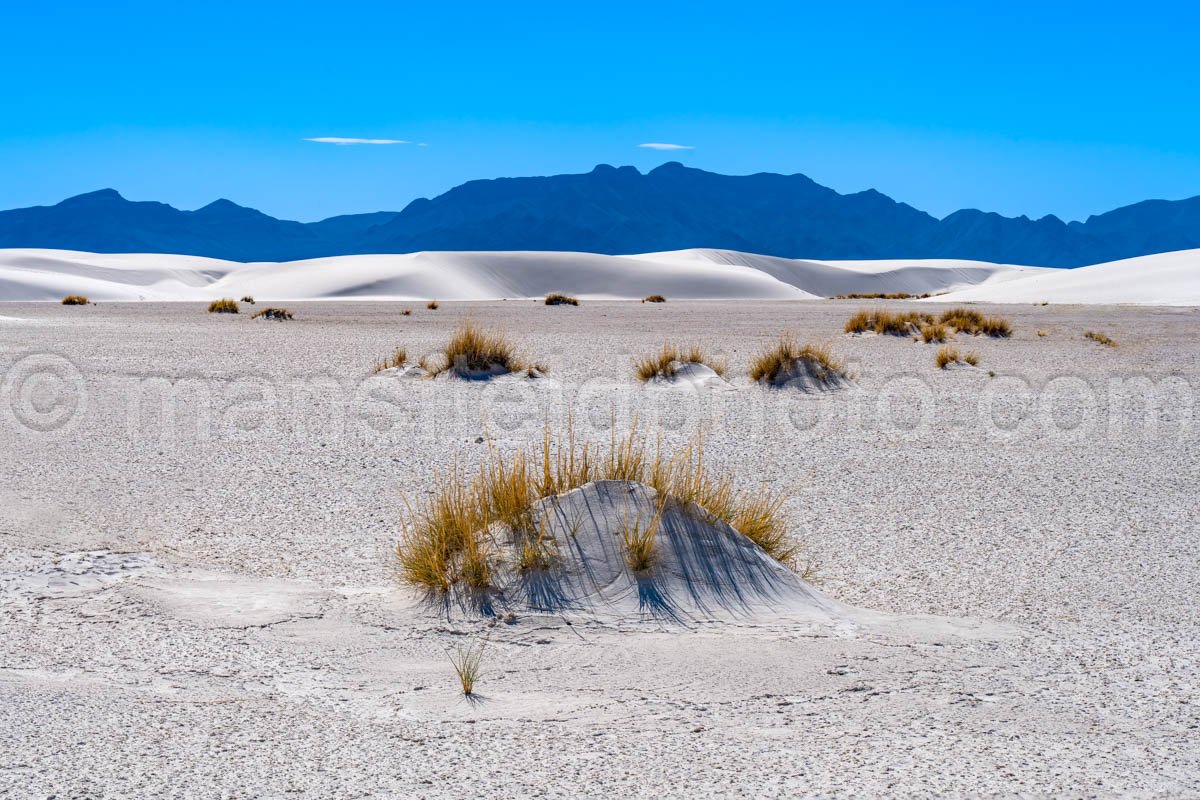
top-left (2, 1), bottom-right (1199, 222)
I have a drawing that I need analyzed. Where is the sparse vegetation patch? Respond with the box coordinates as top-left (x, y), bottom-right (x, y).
top-left (844, 308), bottom-right (934, 336)
top-left (938, 307), bottom-right (1012, 337)
top-left (832, 292), bottom-right (937, 300)
top-left (252, 307), bottom-right (293, 320)
top-left (936, 345), bottom-right (980, 369)
top-left (427, 300), bottom-right (440, 310)
top-left (373, 347), bottom-right (408, 374)
top-left (1084, 330), bottom-right (1118, 348)
top-left (544, 292), bottom-right (579, 306)
top-left (240, 296), bottom-right (255, 304)
top-left (395, 426), bottom-right (797, 596)
top-left (642, 294), bottom-right (667, 303)
top-left (61, 294), bottom-right (89, 305)
top-left (423, 320), bottom-right (532, 378)
top-left (750, 334), bottom-right (848, 388)
top-left (634, 343), bottom-right (727, 382)
top-left (207, 298), bottom-right (239, 314)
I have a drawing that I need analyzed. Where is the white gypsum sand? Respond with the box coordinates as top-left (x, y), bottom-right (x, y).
top-left (0, 299), bottom-right (1197, 797)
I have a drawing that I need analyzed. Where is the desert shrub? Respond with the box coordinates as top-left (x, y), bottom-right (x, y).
top-left (395, 426), bottom-right (798, 595)
top-left (252, 307), bottom-right (292, 320)
top-left (832, 292), bottom-right (935, 300)
top-left (207, 298), bottom-right (239, 314)
top-left (427, 300), bottom-right (440, 310)
top-left (634, 343), bottom-right (728, 381)
top-left (642, 294), bottom-right (667, 303)
top-left (749, 334), bottom-right (845, 385)
top-left (920, 322), bottom-right (949, 343)
top-left (61, 295), bottom-right (89, 305)
top-left (936, 345), bottom-right (980, 368)
top-left (401, 308), bottom-right (413, 316)
top-left (424, 321), bottom-right (528, 377)
top-left (1084, 330), bottom-right (1117, 348)
top-left (844, 308), bottom-right (933, 335)
top-left (939, 307), bottom-right (1012, 337)
top-left (544, 292), bottom-right (579, 306)
top-left (240, 295), bottom-right (255, 304)
top-left (373, 347), bottom-right (408, 374)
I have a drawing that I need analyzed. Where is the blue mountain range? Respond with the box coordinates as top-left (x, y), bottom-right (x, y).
top-left (1, 162), bottom-right (1197, 266)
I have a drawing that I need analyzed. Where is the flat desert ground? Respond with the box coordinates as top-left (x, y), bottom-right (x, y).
top-left (1, 299), bottom-right (1198, 798)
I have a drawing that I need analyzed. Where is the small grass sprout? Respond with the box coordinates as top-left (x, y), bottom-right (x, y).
top-left (447, 638), bottom-right (486, 696)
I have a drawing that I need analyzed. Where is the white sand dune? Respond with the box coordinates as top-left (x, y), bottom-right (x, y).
top-left (0, 246), bottom-right (1195, 304)
top-left (930, 248), bottom-right (1200, 306)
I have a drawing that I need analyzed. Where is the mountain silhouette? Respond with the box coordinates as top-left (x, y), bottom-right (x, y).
top-left (1, 164), bottom-right (1196, 266)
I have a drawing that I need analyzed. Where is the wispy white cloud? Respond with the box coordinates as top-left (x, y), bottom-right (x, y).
top-left (305, 137), bottom-right (411, 145)
top-left (637, 142), bottom-right (694, 151)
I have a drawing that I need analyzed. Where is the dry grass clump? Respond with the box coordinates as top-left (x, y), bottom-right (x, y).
top-left (544, 292), bottom-right (579, 306)
top-left (401, 308), bottom-right (413, 316)
top-left (621, 508), bottom-right (664, 573)
top-left (642, 294), bottom-right (667, 303)
top-left (920, 322), bottom-right (949, 343)
top-left (749, 334), bottom-right (845, 385)
top-left (240, 295), bottom-right (255, 304)
top-left (61, 294), bottom-right (89, 305)
top-left (426, 300), bottom-right (440, 310)
top-left (939, 307), bottom-right (1012, 337)
top-left (832, 292), bottom-right (935, 300)
top-left (372, 347), bottom-right (408, 374)
top-left (395, 425), bottom-right (798, 595)
top-left (207, 298), bottom-right (239, 314)
top-left (1037, 329), bottom-right (1048, 337)
top-left (1084, 330), bottom-right (1118, 348)
top-left (936, 345), bottom-right (980, 368)
top-left (634, 343), bottom-right (728, 381)
top-left (423, 320), bottom-right (529, 377)
top-left (844, 308), bottom-right (934, 335)
top-left (447, 639), bottom-right (485, 696)
top-left (252, 307), bottom-right (293, 320)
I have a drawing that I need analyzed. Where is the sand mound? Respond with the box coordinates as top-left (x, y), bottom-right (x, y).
top-left (645, 361), bottom-right (729, 390)
top-left (762, 357), bottom-right (855, 392)
top-left (449, 480), bottom-right (841, 623)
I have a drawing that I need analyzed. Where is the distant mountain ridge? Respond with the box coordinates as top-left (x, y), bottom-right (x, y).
top-left (1, 163), bottom-right (1198, 266)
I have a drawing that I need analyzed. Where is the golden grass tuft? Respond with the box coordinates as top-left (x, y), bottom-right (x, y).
top-left (620, 508), bottom-right (663, 573)
top-left (240, 295), bottom-right (255, 304)
top-left (251, 307), bottom-right (293, 320)
top-left (425, 320), bottom-right (526, 377)
top-left (1037, 329), bottom-right (1048, 337)
top-left (1084, 330), bottom-right (1118, 348)
top-left (844, 308), bottom-right (934, 336)
top-left (634, 343), bottom-right (728, 381)
top-left (936, 345), bottom-right (980, 369)
top-left (426, 300), bottom-right (440, 310)
top-left (642, 294), bottom-right (667, 303)
top-left (207, 298), bottom-right (239, 314)
top-left (544, 292), bottom-right (579, 306)
top-left (447, 639), bottom-right (486, 696)
top-left (395, 425), bottom-right (799, 595)
top-left (61, 294), bottom-right (89, 305)
top-left (373, 347), bottom-right (408, 374)
top-left (920, 322), bottom-right (949, 343)
top-left (749, 334), bottom-right (845, 385)
top-left (939, 307), bottom-right (1012, 337)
